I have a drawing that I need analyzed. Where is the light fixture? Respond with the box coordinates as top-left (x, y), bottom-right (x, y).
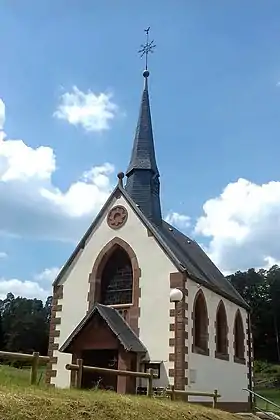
top-left (170, 288), bottom-right (183, 303)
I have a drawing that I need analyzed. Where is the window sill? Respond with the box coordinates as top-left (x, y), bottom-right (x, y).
top-left (234, 356), bottom-right (246, 365)
top-left (192, 345), bottom-right (209, 356)
top-left (107, 303), bottom-right (133, 309)
top-left (215, 352), bottom-right (229, 361)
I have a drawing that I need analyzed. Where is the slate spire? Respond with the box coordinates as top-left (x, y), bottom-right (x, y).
top-left (125, 68), bottom-right (162, 225)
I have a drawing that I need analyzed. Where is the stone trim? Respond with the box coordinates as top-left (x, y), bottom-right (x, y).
top-left (246, 313), bottom-right (254, 409)
top-left (233, 309), bottom-right (245, 365)
top-left (88, 237), bottom-right (141, 335)
top-left (234, 356), bottom-right (246, 365)
top-left (107, 205), bottom-right (128, 230)
top-left (46, 285), bottom-right (63, 385)
top-left (214, 300), bottom-right (229, 361)
top-left (191, 289), bottom-right (210, 356)
top-left (215, 352), bottom-right (230, 361)
top-left (169, 272), bottom-right (188, 390)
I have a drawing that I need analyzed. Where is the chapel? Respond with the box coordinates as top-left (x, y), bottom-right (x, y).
top-left (46, 42), bottom-right (253, 413)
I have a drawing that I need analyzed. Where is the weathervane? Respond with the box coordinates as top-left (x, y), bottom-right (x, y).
top-left (138, 27), bottom-right (156, 72)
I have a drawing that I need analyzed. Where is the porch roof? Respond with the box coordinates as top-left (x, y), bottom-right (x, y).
top-left (59, 303), bottom-right (147, 354)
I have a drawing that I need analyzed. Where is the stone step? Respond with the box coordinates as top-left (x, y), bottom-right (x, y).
top-left (236, 414), bottom-right (261, 419)
top-left (256, 413), bottom-right (280, 420)
top-left (237, 413), bottom-right (280, 420)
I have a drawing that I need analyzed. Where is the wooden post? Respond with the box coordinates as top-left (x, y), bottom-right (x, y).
top-left (213, 389), bottom-right (218, 409)
top-left (147, 368), bottom-right (153, 397)
top-left (170, 385), bottom-right (175, 401)
top-left (76, 359), bottom-right (83, 389)
top-left (265, 401), bottom-right (269, 411)
top-left (31, 352), bottom-right (40, 385)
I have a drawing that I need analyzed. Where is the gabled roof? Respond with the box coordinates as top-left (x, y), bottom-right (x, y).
top-left (52, 182), bottom-right (248, 310)
top-left (60, 303), bottom-right (147, 353)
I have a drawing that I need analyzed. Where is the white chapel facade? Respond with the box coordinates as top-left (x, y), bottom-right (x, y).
top-left (46, 65), bottom-right (253, 412)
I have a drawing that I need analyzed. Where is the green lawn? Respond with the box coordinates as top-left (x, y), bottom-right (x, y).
top-left (0, 364), bottom-right (242, 420)
top-left (0, 364), bottom-right (45, 386)
top-left (255, 389), bottom-right (280, 412)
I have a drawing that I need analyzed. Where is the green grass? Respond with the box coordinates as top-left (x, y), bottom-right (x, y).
top-left (253, 361), bottom-right (280, 412)
top-left (0, 364), bottom-right (45, 386)
top-left (0, 365), bottom-right (243, 420)
top-left (255, 389), bottom-right (280, 413)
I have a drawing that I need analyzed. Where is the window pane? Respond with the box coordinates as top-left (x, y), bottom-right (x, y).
top-left (101, 248), bottom-right (133, 305)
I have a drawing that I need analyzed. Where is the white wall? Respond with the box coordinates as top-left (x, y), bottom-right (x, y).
top-left (52, 194), bottom-right (177, 388)
top-left (187, 279), bottom-right (249, 403)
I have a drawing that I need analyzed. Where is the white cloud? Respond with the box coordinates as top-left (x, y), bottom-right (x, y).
top-left (34, 267), bottom-right (60, 283)
top-left (0, 266), bottom-right (61, 301)
top-left (263, 256), bottom-right (280, 270)
top-left (165, 211), bottom-right (191, 230)
top-left (0, 252), bottom-right (7, 259)
top-left (0, 97), bottom-right (115, 241)
top-left (0, 279), bottom-right (47, 301)
top-left (54, 86), bottom-right (119, 132)
top-left (195, 178), bottom-right (280, 273)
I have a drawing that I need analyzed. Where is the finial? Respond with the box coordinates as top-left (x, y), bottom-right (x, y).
top-left (117, 171), bottom-right (124, 187)
top-left (138, 27), bottom-right (156, 77)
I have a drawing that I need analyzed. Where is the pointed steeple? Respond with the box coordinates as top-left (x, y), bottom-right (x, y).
top-left (126, 75), bottom-right (159, 175)
top-left (125, 69), bottom-right (162, 225)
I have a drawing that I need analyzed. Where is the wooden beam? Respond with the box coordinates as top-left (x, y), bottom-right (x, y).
top-left (65, 363), bottom-right (158, 379)
top-left (0, 351), bottom-right (49, 364)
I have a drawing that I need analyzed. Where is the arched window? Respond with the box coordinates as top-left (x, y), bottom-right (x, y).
top-left (234, 310), bottom-right (245, 362)
top-left (215, 301), bottom-right (228, 358)
top-left (193, 291), bottom-right (209, 354)
top-left (100, 247), bottom-right (133, 306)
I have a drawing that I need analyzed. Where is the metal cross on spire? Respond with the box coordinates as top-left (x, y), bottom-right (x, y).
top-left (138, 27), bottom-right (156, 72)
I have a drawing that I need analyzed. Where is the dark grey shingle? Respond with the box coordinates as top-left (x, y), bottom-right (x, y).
top-left (126, 78), bottom-right (159, 175)
top-left (159, 221), bottom-right (247, 307)
top-left (125, 77), bottom-right (162, 225)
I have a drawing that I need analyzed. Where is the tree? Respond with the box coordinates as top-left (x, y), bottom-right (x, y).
top-left (0, 294), bottom-right (50, 356)
top-left (0, 312), bottom-right (3, 350)
top-left (229, 265), bottom-right (280, 363)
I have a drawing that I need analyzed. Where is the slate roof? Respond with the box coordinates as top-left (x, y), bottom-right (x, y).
top-left (126, 77), bottom-right (159, 175)
top-left (125, 75), bottom-right (162, 225)
top-left (159, 221), bottom-right (247, 308)
top-left (60, 303), bottom-right (147, 353)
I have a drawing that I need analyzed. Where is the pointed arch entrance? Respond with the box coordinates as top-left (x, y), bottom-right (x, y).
top-left (67, 238), bottom-right (143, 393)
top-left (88, 237), bottom-right (141, 335)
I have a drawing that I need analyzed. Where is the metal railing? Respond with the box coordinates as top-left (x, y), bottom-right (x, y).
top-left (243, 388), bottom-right (280, 420)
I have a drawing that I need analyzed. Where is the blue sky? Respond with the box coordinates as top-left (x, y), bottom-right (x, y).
top-left (1, 0), bottom-right (280, 300)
